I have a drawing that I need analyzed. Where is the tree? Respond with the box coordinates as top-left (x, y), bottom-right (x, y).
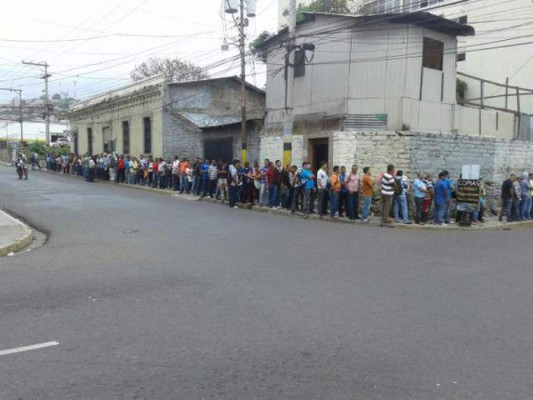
top-left (294, 0), bottom-right (351, 15)
top-left (130, 57), bottom-right (209, 83)
top-left (250, 31), bottom-right (275, 63)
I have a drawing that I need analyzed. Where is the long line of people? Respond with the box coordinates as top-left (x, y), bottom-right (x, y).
top-left (40, 151), bottom-right (533, 225)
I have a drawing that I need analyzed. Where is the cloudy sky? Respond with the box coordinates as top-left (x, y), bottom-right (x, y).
top-left (0, 0), bottom-right (279, 104)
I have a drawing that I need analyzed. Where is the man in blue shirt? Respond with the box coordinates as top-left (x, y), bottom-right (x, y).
top-left (443, 170), bottom-right (454, 224)
top-left (433, 172), bottom-right (449, 226)
top-left (413, 171), bottom-right (427, 225)
top-left (299, 161), bottom-right (315, 218)
top-left (199, 159), bottom-right (210, 198)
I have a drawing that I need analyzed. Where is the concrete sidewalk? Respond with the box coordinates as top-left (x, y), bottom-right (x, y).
top-left (0, 209), bottom-right (33, 256)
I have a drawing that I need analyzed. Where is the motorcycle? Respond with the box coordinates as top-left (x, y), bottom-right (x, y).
top-left (16, 161), bottom-right (28, 180)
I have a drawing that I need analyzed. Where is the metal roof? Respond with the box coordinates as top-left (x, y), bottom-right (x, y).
top-left (178, 112), bottom-right (252, 129)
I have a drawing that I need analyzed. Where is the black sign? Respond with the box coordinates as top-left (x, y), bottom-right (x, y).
top-left (456, 179), bottom-right (481, 204)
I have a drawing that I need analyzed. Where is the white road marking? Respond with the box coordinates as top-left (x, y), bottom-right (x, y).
top-left (0, 341), bottom-right (59, 357)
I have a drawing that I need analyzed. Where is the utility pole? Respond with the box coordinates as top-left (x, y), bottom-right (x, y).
top-left (239, 0), bottom-right (247, 164)
top-left (22, 61), bottom-right (51, 144)
top-left (0, 87), bottom-right (23, 143)
top-left (282, 0), bottom-right (297, 167)
top-left (225, 0), bottom-right (255, 163)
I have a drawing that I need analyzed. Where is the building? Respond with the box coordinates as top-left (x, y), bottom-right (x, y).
top-left (258, 11), bottom-right (533, 185)
top-left (354, 0), bottom-right (533, 115)
top-left (69, 76), bottom-right (265, 162)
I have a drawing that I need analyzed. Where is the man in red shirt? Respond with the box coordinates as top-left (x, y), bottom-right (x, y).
top-left (116, 155), bottom-right (126, 184)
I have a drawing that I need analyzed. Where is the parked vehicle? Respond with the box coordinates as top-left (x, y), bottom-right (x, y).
top-left (50, 137), bottom-right (70, 148)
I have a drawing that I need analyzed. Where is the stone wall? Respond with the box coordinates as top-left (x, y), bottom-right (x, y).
top-left (333, 131), bottom-right (533, 197)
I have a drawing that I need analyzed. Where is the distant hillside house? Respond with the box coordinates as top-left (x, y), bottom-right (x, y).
top-left (69, 76), bottom-right (265, 162)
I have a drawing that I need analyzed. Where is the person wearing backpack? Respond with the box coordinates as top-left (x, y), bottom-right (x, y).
top-left (393, 170), bottom-right (411, 224)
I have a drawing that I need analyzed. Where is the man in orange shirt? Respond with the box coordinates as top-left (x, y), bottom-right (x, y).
top-left (179, 158), bottom-right (189, 194)
top-left (329, 165), bottom-right (342, 219)
top-left (361, 166), bottom-right (374, 223)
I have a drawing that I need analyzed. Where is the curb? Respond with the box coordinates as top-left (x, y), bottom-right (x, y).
top-left (0, 211), bottom-right (33, 257)
top-left (31, 168), bottom-right (533, 232)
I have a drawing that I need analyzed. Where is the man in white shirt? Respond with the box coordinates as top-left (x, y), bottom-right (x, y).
top-left (380, 164), bottom-right (396, 226)
top-left (316, 161), bottom-right (329, 218)
top-left (172, 156), bottom-right (180, 191)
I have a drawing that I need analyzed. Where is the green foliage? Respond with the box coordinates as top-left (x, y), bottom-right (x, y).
top-left (283, 0), bottom-right (352, 22)
top-left (29, 141), bottom-right (47, 156)
top-left (131, 57), bottom-right (209, 83)
top-left (456, 78), bottom-right (468, 103)
top-left (250, 31), bottom-right (275, 63)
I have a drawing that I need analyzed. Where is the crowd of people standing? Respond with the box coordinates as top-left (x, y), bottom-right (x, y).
top-left (34, 151), bottom-right (533, 226)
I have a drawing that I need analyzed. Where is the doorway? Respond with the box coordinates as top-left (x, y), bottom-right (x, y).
top-left (308, 138), bottom-right (329, 173)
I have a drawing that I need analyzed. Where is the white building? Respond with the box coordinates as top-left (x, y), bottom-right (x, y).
top-left (354, 0), bottom-right (533, 115)
top-left (258, 11), bottom-right (527, 169)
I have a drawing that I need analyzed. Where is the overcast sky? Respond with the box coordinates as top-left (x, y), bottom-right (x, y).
top-left (0, 0), bottom-right (279, 103)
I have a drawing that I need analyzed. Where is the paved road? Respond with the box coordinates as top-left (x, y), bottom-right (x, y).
top-left (1, 166), bottom-right (532, 400)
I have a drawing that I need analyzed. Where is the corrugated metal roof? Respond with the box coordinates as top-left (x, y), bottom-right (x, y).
top-left (179, 112), bottom-right (242, 129)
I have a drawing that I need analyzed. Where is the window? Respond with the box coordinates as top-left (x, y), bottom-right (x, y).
top-left (423, 37), bottom-right (444, 71)
top-left (143, 117), bottom-right (152, 154)
top-left (122, 121), bottom-right (130, 154)
top-left (457, 53), bottom-right (466, 62)
top-left (294, 49), bottom-right (305, 78)
top-left (87, 127), bottom-right (93, 155)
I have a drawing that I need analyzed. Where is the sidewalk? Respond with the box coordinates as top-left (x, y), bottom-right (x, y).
top-left (0, 210), bottom-right (33, 256)
top-left (36, 168), bottom-right (533, 231)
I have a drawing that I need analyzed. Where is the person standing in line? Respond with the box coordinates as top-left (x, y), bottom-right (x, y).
top-left (329, 166), bottom-right (342, 219)
top-left (393, 170), bottom-right (411, 224)
top-left (380, 164), bottom-right (396, 227)
top-left (300, 161), bottom-right (315, 218)
top-left (228, 159), bottom-right (241, 209)
top-left (422, 174), bottom-right (434, 223)
top-left (443, 170), bottom-right (454, 224)
top-left (259, 159), bottom-right (270, 207)
top-left (413, 171), bottom-right (427, 225)
top-left (338, 166), bottom-right (348, 217)
top-left (171, 156), bottom-right (180, 191)
top-left (217, 160), bottom-right (228, 201)
top-left (433, 172), bottom-right (450, 226)
top-left (529, 173), bottom-right (533, 219)
top-left (316, 161), bottom-right (329, 219)
top-left (498, 174), bottom-right (515, 222)
top-left (179, 158), bottom-right (189, 193)
top-left (345, 165), bottom-right (360, 220)
top-left (520, 172), bottom-right (532, 220)
top-left (361, 167), bottom-right (373, 223)
top-left (199, 158), bottom-right (210, 198)
top-left (208, 159), bottom-right (219, 198)
top-left (512, 174), bottom-right (522, 221)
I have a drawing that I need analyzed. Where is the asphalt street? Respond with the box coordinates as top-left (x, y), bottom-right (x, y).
top-left (1, 166), bottom-right (532, 400)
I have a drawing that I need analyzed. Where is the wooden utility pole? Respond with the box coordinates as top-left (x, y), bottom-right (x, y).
top-left (282, 0), bottom-right (297, 167)
top-left (22, 61), bottom-right (51, 144)
top-left (239, 0), bottom-right (247, 164)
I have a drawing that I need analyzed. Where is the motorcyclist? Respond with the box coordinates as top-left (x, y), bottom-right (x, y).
top-left (16, 152), bottom-right (28, 180)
